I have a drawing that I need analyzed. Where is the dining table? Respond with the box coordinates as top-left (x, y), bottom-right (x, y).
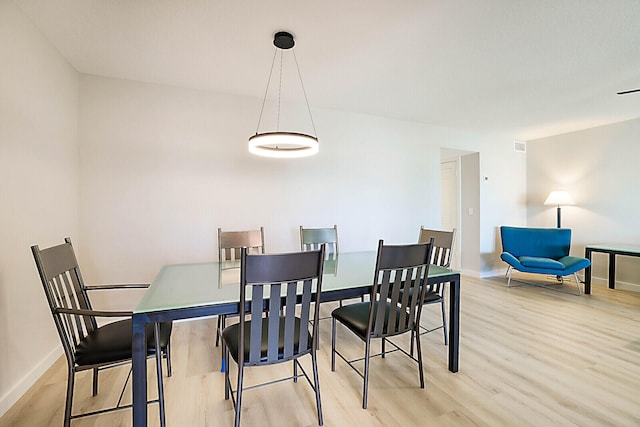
top-left (131, 251), bottom-right (461, 426)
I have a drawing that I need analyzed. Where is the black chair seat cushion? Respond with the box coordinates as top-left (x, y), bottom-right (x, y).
top-left (398, 284), bottom-right (443, 304)
top-left (222, 316), bottom-right (311, 364)
top-left (386, 279), bottom-right (442, 306)
top-left (332, 301), bottom-right (412, 339)
top-left (75, 320), bottom-right (172, 367)
top-left (422, 290), bottom-right (442, 304)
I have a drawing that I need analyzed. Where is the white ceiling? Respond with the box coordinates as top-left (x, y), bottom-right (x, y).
top-left (15, 0), bottom-right (640, 140)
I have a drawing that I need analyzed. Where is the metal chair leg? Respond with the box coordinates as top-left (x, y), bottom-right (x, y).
top-left (574, 273), bottom-right (582, 295)
top-left (362, 338), bottom-right (371, 409)
top-left (216, 315), bottom-right (224, 347)
top-left (410, 329), bottom-right (415, 357)
top-left (440, 298), bottom-right (448, 345)
top-left (92, 367), bottom-right (99, 396)
top-left (154, 323), bottom-right (166, 427)
top-left (165, 341), bottom-right (172, 377)
top-left (64, 366), bottom-right (74, 427)
top-left (504, 266), bottom-right (511, 278)
top-left (312, 351), bottom-right (323, 425)
top-left (235, 361), bottom-right (244, 427)
top-left (331, 318), bottom-right (337, 371)
top-left (415, 325), bottom-right (425, 389)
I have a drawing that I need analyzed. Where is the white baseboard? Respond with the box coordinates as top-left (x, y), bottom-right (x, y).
top-left (480, 268), bottom-right (506, 278)
top-left (590, 276), bottom-right (640, 292)
top-left (461, 268), bottom-right (482, 278)
top-left (474, 269), bottom-right (640, 293)
top-left (0, 345), bottom-right (62, 417)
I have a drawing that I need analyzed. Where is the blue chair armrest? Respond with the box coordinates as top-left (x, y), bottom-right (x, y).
top-left (501, 252), bottom-right (522, 269)
top-left (557, 256), bottom-right (591, 275)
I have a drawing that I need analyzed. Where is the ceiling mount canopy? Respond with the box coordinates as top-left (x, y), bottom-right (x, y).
top-left (249, 31), bottom-right (319, 158)
top-left (273, 31), bottom-right (295, 49)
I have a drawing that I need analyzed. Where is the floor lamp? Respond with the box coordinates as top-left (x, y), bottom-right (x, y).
top-left (544, 191), bottom-right (574, 228)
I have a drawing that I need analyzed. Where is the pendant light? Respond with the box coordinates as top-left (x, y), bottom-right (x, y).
top-left (249, 31), bottom-right (318, 158)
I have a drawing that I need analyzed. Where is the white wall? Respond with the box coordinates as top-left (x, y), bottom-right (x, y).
top-left (460, 153), bottom-right (481, 275)
top-left (478, 139), bottom-right (529, 276)
top-left (527, 118), bottom-right (640, 291)
top-left (77, 75), bottom-right (447, 283)
top-left (0, 1), bottom-right (78, 415)
top-left (77, 75), bottom-right (527, 286)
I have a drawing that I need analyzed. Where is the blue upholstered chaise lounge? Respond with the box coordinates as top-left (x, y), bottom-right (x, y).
top-left (499, 226), bottom-right (591, 295)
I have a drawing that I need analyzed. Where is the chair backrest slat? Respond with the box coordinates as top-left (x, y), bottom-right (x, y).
top-left (267, 283), bottom-right (282, 360)
top-left (405, 267), bottom-right (422, 328)
top-left (369, 239), bottom-right (433, 338)
top-left (60, 272), bottom-right (86, 346)
top-left (249, 284), bottom-right (264, 362)
top-left (283, 282), bottom-right (298, 358)
top-left (297, 279), bottom-right (312, 353)
top-left (52, 274), bottom-right (79, 347)
top-left (239, 247), bottom-right (325, 366)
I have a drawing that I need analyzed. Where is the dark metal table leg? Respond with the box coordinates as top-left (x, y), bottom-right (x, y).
top-left (132, 314), bottom-right (148, 427)
top-left (584, 248), bottom-right (592, 294)
top-left (608, 253), bottom-right (616, 289)
top-left (448, 277), bottom-right (460, 373)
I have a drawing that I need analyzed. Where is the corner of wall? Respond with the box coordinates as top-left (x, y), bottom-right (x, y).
top-left (0, 345), bottom-right (62, 417)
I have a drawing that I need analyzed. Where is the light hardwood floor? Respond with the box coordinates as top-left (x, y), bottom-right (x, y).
top-left (2, 274), bottom-right (640, 427)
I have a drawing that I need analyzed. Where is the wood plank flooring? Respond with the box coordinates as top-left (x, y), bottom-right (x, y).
top-left (2, 274), bottom-right (640, 426)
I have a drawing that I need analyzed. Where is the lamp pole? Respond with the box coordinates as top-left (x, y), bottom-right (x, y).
top-left (544, 191), bottom-right (573, 229)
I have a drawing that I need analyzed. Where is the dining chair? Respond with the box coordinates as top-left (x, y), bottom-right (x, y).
top-left (216, 227), bottom-right (266, 347)
top-left (300, 224), bottom-right (340, 276)
top-left (414, 226), bottom-right (456, 346)
top-left (221, 246), bottom-right (326, 427)
top-left (300, 225), bottom-right (339, 347)
top-left (219, 227), bottom-right (265, 261)
top-left (331, 239), bottom-right (434, 409)
top-left (31, 238), bottom-right (172, 427)
top-left (300, 225), bottom-right (338, 255)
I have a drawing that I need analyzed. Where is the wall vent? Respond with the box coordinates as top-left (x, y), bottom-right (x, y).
top-left (514, 140), bottom-right (526, 152)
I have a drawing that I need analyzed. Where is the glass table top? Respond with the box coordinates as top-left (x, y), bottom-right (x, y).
top-left (586, 244), bottom-right (640, 253)
top-left (135, 251), bottom-right (457, 314)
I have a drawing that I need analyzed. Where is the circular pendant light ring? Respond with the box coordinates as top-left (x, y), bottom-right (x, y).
top-left (249, 132), bottom-right (318, 158)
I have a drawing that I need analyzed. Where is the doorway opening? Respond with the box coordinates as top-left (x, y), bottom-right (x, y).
top-left (440, 148), bottom-right (480, 274)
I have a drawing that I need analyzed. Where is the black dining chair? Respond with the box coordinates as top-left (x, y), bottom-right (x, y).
top-left (300, 224), bottom-right (339, 276)
top-left (221, 246), bottom-right (326, 427)
top-left (31, 238), bottom-right (172, 427)
top-left (300, 225), bottom-right (340, 345)
top-left (216, 227), bottom-right (265, 347)
top-left (300, 225), bottom-right (339, 254)
top-left (414, 226), bottom-right (455, 346)
top-left (331, 239), bottom-right (434, 409)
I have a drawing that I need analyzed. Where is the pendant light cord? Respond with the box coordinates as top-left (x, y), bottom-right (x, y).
top-left (255, 45), bottom-right (317, 137)
top-left (255, 48), bottom-right (278, 134)
top-left (277, 50), bottom-right (283, 131)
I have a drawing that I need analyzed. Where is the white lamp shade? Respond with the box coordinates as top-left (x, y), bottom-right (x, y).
top-left (544, 191), bottom-right (574, 206)
top-left (248, 132), bottom-right (319, 158)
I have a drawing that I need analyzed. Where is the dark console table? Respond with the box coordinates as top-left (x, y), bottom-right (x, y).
top-left (584, 244), bottom-right (640, 294)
